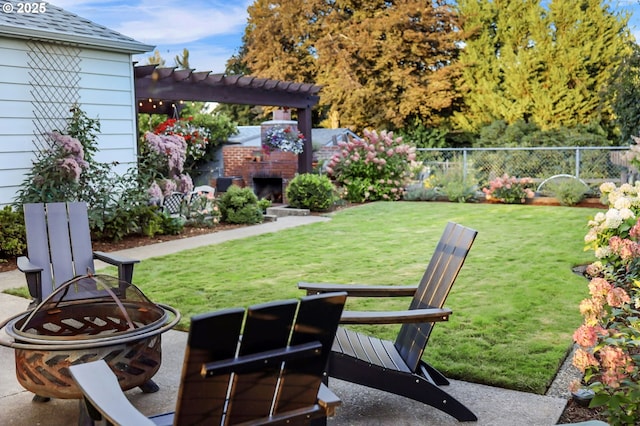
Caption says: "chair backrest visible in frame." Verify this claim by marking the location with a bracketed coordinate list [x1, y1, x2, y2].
[173, 292, 346, 425]
[188, 185, 215, 205]
[163, 192, 185, 215]
[23, 202, 96, 301]
[395, 222, 477, 371]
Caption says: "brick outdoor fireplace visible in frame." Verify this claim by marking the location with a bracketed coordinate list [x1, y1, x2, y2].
[220, 146, 298, 203]
[218, 112, 300, 203]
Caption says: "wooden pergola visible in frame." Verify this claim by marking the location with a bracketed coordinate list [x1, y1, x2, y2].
[134, 64, 322, 173]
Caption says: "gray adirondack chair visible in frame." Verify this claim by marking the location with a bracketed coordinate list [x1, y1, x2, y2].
[17, 202, 139, 305]
[299, 222, 478, 422]
[70, 292, 347, 426]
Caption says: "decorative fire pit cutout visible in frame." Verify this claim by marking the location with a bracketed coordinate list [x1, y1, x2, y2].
[0, 274, 180, 399]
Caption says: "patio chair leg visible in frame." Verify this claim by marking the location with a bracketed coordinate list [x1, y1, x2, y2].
[139, 379, 159, 393]
[32, 394, 50, 403]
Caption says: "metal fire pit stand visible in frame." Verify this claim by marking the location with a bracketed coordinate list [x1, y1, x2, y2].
[0, 274, 180, 401]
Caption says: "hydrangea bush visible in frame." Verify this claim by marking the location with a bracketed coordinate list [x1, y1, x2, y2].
[142, 131, 193, 198]
[572, 182, 640, 425]
[15, 131, 89, 203]
[154, 117, 210, 163]
[325, 129, 417, 203]
[482, 174, 535, 204]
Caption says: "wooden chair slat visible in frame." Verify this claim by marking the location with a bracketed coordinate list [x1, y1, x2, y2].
[67, 201, 95, 276]
[174, 308, 245, 425]
[45, 203, 75, 291]
[332, 326, 357, 360]
[276, 293, 345, 414]
[22, 203, 52, 300]
[226, 300, 298, 425]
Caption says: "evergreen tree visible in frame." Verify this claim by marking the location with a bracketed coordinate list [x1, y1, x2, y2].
[175, 48, 190, 69]
[147, 49, 166, 66]
[242, 0, 461, 132]
[610, 44, 640, 144]
[455, 0, 633, 132]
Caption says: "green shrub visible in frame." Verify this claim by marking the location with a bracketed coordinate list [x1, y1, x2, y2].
[286, 173, 337, 211]
[436, 168, 479, 203]
[0, 206, 26, 259]
[218, 186, 263, 224]
[257, 198, 272, 213]
[541, 177, 588, 206]
[402, 183, 440, 201]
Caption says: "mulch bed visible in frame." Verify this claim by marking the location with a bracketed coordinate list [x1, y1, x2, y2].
[556, 399, 607, 424]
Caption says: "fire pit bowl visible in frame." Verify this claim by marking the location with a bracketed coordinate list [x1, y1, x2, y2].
[0, 274, 180, 399]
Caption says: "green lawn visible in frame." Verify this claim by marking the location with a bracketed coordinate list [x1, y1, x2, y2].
[17, 201, 600, 394]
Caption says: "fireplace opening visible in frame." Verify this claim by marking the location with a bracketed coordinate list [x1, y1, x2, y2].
[253, 177, 283, 203]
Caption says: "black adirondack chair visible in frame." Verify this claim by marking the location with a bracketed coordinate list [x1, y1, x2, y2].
[298, 222, 478, 422]
[69, 292, 347, 426]
[17, 202, 139, 305]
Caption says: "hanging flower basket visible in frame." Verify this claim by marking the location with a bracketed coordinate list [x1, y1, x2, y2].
[262, 125, 305, 155]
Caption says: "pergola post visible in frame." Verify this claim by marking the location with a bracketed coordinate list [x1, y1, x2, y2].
[297, 107, 313, 174]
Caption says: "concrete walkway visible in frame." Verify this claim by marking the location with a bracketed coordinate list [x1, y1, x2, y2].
[0, 215, 570, 425]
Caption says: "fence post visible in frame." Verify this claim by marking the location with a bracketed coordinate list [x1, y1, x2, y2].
[463, 149, 468, 181]
[575, 148, 581, 179]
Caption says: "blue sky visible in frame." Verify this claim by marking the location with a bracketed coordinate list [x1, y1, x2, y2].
[54, 0, 640, 74]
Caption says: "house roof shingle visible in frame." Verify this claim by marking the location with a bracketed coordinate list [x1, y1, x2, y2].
[0, 2, 153, 53]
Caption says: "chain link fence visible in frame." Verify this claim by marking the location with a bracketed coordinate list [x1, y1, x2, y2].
[417, 146, 634, 191]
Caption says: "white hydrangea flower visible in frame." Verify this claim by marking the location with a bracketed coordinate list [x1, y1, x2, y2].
[608, 191, 622, 206]
[595, 246, 612, 259]
[584, 230, 598, 243]
[594, 212, 606, 223]
[619, 208, 636, 220]
[620, 183, 634, 194]
[600, 182, 616, 194]
[614, 197, 632, 210]
[604, 209, 623, 229]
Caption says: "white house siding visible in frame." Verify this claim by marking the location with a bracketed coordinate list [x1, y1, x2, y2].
[0, 37, 139, 207]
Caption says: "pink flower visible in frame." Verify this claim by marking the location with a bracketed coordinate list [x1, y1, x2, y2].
[572, 348, 599, 372]
[573, 325, 605, 348]
[579, 298, 603, 326]
[57, 157, 83, 181]
[148, 182, 162, 199]
[588, 277, 612, 302]
[601, 369, 625, 388]
[607, 287, 631, 307]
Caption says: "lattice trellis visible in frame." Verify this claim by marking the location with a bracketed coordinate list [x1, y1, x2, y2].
[27, 41, 81, 151]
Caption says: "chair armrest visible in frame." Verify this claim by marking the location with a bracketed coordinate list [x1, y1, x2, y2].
[16, 256, 42, 274]
[317, 383, 341, 417]
[298, 281, 417, 297]
[93, 251, 139, 266]
[94, 251, 140, 284]
[340, 307, 452, 324]
[69, 360, 154, 426]
[17, 256, 43, 300]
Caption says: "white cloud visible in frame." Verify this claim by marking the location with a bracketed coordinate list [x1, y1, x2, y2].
[51, 0, 250, 72]
[113, 3, 249, 45]
[51, 0, 249, 44]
